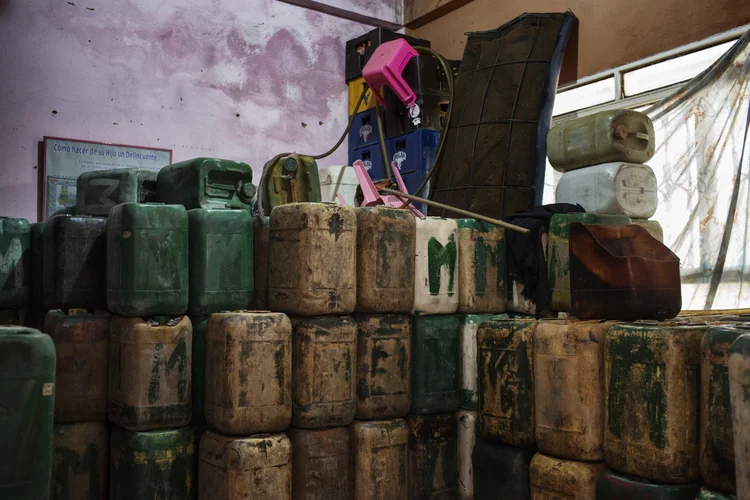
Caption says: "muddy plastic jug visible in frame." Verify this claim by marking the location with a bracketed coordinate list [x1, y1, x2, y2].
[288, 427, 352, 500]
[43, 215, 106, 311]
[547, 213, 631, 312]
[351, 419, 409, 500]
[188, 209, 253, 316]
[460, 314, 509, 410]
[319, 165, 359, 205]
[413, 217, 459, 314]
[356, 207, 416, 313]
[0, 217, 30, 309]
[107, 203, 189, 316]
[108, 315, 192, 431]
[729, 333, 750, 499]
[595, 467, 701, 499]
[198, 431, 291, 500]
[157, 157, 255, 210]
[411, 315, 460, 414]
[291, 316, 357, 428]
[50, 422, 108, 500]
[45, 309, 110, 422]
[205, 311, 291, 435]
[261, 154, 322, 213]
[30, 222, 43, 311]
[700, 325, 749, 493]
[269, 203, 357, 315]
[190, 316, 209, 425]
[605, 322, 706, 483]
[478, 319, 536, 447]
[472, 439, 534, 500]
[77, 168, 157, 216]
[0, 326, 55, 500]
[254, 216, 270, 309]
[110, 426, 195, 500]
[407, 413, 458, 499]
[530, 453, 603, 499]
[555, 162, 658, 218]
[354, 314, 411, 419]
[547, 109, 655, 172]
[534, 320, 614, 461]
[457, 410, 477, 500]
[456, 220, 506, 314]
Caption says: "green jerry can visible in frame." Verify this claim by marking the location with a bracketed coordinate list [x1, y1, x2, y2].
[76, 168, 158, 216]
[547, 213, 631, 312]
[107, 203, 189, 316]
[697, 487, 738, 499]
[729, 334, 750, 498]
[43, 215, 107, 311]
[472, 439, 534, 500]
[30, 222, 43, 311]
[187, 209, 253, 316]
[478, 319, 536, 447]
[110, 426, 195, 500]
[0, 217, 30, 309]
[261, 154, 322, 214]
[407, 413, 458, 499]
[191, 316, 208, 426]
[595, 467, 701, 499]
[253, 216, 270, 309]
[156, 157, 256, 210]
[0, 326, 56, 499]
[456, 219, 506, 314]
[701, 325, 749, 494]
[50, 422, 108, 500]
[410, 315, 460, 414]
[546, 109, 656, 172]
[0, 309, 20, 325]
[605, 322, 706, 483]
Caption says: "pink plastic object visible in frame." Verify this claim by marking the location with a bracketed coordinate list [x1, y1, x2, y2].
[362, 39, 418, 110]
[352, 160, 423, 217]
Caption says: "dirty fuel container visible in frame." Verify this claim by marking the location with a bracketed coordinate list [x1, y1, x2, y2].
[191, 316, 209, 425]
[534, 320, 613, 461]
[414, 217, 459, 314]
[110, 426, 195, 500]
[43, 215, 106, 311]
[268, 203, 357, 315]
[547, 109, 655, 172]
[157, 157, 255, 209]
[199, 431, 291, 500]
[411, 314, 460, 415]
[407, 413, 458, 499]
[595, 467, 701, 499]
[291, 316, 357, 428]
[354, 314, 411, 419]
[456, 219, 506, 314]
[461, 314, 509, 410]
[457, 410, 477, 500]
[30, 222, 44, 311]
[729, 333, 750, 499]
[472, 439, 534, 500]
[261, 154, 322, 213]
[288, 427, 352, 500]
[76, 168, 157, 216]
[351, 419, 409, 500]
[107, 203, 189, 316]
[108, 315, 192, 431]
[547, 213, 631, 312]
[45, 309, 111, 422]
[0, 326, 55, 500]
[51, 422, 108, 500]
[205, 311, 292, 435]
[187, 209, 253, 316]
[478, 319, 536, 447]
[0, 217, 30, 309]
[355, 207, 416, 313]
[700, 325, 748, 493]
[530, 452, 603, 499]
[254, 216, 270, 309]
[605, 322, 706, 483]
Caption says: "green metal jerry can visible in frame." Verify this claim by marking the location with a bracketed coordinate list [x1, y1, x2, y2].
[261, 154, 321, 214]
[0, 217, 30, 309]
[76, 168, 158, 216]
[157, 158, 256, 210]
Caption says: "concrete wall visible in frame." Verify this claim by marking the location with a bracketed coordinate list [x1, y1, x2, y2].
[0, 0, 380, 221]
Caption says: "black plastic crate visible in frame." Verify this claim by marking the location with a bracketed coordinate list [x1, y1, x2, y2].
[345, 28, 430, 83]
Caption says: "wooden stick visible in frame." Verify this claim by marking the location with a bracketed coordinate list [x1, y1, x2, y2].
[380, 188, 530, 234]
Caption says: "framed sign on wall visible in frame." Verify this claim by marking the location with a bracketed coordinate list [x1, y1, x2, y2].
[41, 136, 173, 220]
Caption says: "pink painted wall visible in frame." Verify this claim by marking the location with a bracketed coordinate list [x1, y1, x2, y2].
[0, 0, 382, 221]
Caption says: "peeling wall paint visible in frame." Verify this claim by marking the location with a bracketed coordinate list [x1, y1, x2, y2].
[0, 0, 378, 220]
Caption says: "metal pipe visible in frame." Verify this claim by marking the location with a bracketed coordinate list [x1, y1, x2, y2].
[379, 188, 530, 234]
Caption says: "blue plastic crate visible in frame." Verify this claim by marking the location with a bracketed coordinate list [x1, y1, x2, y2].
[386, 130, 440, 214]
[349, 143, 387, 181]
[348, 108, 384, 149]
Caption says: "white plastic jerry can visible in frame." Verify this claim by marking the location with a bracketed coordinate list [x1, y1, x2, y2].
[413, 217, 459, 314]
[555, 162, 657, 219]
[318, 166, 359, 206]
[458, 410, 477, 500]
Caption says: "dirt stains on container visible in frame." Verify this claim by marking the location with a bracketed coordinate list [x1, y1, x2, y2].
[729, 333, 750, 499]
[530, 452, 603, 499]
[352, 419, 409, 500]
[0, 217, 30, 309]
[51, 422, 108, 500]
[407, 413, 458, 499]
[456, 219, 506, 314]
[288, 427, 352, 500]
[414, 218, 459, 314]
[410, 315, 460, 415]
